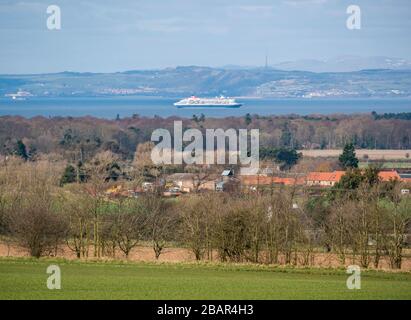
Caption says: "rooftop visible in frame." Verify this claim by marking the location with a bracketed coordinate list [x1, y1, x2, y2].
[306, 171, 345, 182]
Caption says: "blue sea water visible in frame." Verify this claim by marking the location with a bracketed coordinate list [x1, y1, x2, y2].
[0, 97, 410, 119]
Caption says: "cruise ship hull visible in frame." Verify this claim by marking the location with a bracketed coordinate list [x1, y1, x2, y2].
[174, 103, 242, 108]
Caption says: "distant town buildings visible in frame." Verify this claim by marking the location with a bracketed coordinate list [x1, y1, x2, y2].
[103, 169, 410, 199]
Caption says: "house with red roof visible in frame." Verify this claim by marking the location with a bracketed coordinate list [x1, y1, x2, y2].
[306, 171, 345, 187]
[239, 170, 404, 190]
[378, 170, 401, 182]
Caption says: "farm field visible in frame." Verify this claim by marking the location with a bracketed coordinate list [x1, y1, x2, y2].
[359, 162, 411, 169]
[299, 149, 411, 160]
[1, 258, 411, 300]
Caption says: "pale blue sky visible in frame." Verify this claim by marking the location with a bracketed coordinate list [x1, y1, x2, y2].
[0, 0, 410, 73]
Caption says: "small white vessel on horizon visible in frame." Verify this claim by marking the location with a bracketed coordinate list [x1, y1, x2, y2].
[174, 96, 242, 108]
[5, 90, 32, 101]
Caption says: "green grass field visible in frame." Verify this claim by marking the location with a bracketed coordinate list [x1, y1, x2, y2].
[1, 258, 410, 300]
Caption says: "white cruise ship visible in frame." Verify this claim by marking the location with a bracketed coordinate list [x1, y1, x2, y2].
[174, 96, 242, 108]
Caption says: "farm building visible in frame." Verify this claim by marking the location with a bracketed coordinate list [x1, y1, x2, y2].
[400, 173, 411, 183]
[167, 173, 217, 192]
[306, 171, 345, 187]
[378, 170, 401, 181]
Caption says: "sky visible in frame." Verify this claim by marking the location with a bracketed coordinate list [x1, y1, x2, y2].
[0, 0, 410, 74]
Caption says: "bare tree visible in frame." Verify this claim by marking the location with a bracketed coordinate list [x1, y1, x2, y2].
[350, 185, 381, 268]
[179, 195, 210, 260]
[60, 192, 93, 258]
[0, 157, 22, 256]
[265, 195, 282, 264]
[141, 194, 176, 260]
[115, 199, 146, 259]
[214, 203, 251, 263]
[83, 151, 119, 258]
[11, 185, 67, 258]
[327, 199, 355, 265]
[247, 195, 267, 263]
[380, 196, 411, 269]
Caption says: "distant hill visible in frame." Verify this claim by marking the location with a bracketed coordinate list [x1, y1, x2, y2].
[272, 56, 411, 73]
[1, 66, 411, 98]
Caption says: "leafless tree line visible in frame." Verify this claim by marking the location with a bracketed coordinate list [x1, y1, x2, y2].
[325, 184, 411, 269]
[1, 114, 411, 164]
[0, 159, 410, 269]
